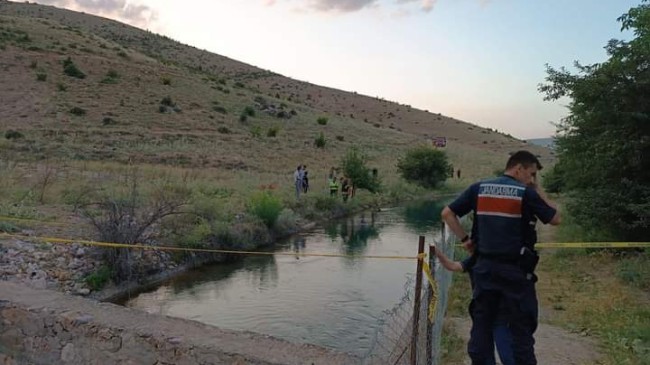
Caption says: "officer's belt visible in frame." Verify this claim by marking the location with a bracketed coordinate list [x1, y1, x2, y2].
[478, 251, 520, 264]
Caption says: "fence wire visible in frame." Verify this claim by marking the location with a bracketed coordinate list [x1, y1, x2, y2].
[362, 225, 456, 365]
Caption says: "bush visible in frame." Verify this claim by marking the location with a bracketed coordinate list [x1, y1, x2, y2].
[100, 70, 119, 84]
[4, 130, 24, 140]
[62, 57, 86, 79]
[239, 113, 248, 122]
[250, 125, 262, 138]
[161, 77, 171, 85]
[243, 106, 255, 117]
[317, 117, 328, 125]
[117, 50, 128, 58]
[341, 147, 382, 193]
[314, 132, 326, 148]
[217, 126, 231, 134]
[247, 191, 283, 228]
[274, 208, 300, 235]
[56, 83, 67, 91]
[336, 135, 344, 141]
[267, 126, 279, 137]
[0, 221, 19, 233]
[213, 105, 227, 114]
[70, 107, 86, 116]
[397, 146, 450, 189]
[36, 72, 47, 81]
[542, 163, 565, 194]
[160, 96, 175, 107]
[102, 117, 116, 126]
[85, 266, 111, 291]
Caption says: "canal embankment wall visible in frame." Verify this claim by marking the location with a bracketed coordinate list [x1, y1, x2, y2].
[0, 281, 357, 365]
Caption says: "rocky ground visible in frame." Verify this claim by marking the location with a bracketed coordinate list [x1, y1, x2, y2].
[0, 234, 177, 298]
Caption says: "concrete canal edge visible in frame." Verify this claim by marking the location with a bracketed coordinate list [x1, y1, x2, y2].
[0, 282, 358, 365]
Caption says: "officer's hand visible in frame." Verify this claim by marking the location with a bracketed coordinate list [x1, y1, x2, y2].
[463, 239, 475, 254]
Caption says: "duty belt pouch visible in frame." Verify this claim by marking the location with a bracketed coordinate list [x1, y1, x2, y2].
[519, 247, 539, 274]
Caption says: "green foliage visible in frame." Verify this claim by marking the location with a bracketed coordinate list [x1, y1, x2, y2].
[217, 126, 231, 134]
[69, 107, 86, 116]
[243, 106, 255, 117]
[100, 70, 119, 84]
[213, 105, 227, 114]
[4, 130, 24, 140]
[542, 163, 565, 193]
[336, 135, 344, 141]
[29, 60, 38, 69]
[0, 221, 19, 233]
[341, 147, 382, 193]
[317, 117, 328, 125]
[250, 125, 261, 137]
[102, 117, 116, 126]
[36, 72, 47, 81]
[247, 191, 283, 228]
[239, 113, 248, 122]
[396, 145, 450, 188]
[314, 132, 326, 148]
[160, 96, 174, 107]
[539, 3, 650, 241]
[62, 57, 86, 79]
[617, 250, 650, 290]
[84, 266, 111, 291]
[161, 77, 171, 85]
[56, 83, 67, 92]
[267, 126, 279, 137]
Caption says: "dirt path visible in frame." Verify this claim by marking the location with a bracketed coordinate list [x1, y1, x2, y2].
[448, 317, 601, 365]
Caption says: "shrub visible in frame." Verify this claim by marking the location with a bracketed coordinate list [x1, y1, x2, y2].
[250, 125, 262, 138]
[267, 126, 279, 137]
[36, 73, 47, 81]
[100, 70, 119, 84]
[160, 96, 175, 107]
[69, 107, 86, 116]
[29, 60, 37, 69]
[274, 208, 300, 235]
[317, 117, 328, 125]
[62, 57, 86, 79]
[217, 126, 231, 134]
[314, 132, 326, 148]
[341, 147, 382, 193]
[0, 221, 19, 233]
[234, 82, 244, 88]
[542, 163, 565, 194]
[396, 145, 450, 188]
[4, 130, 24, 140]
[247, 191, 283, 228]
[84, 266, 111, 291]
[102, 117, 116, 126]
[336, 135, 344, 141]
[213, 105, 227, 114]
[243, 106, 255, 117]
[117, 50, 128, 58]
[161, 77, 171, 85]
[239, 113, 248, 122]
[56, 83, 67, 91]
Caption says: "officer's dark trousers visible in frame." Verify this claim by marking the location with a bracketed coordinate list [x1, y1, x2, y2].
[468, 260, 538, 365]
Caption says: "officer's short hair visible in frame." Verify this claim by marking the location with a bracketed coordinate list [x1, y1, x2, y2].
[506, 150, 543, 170]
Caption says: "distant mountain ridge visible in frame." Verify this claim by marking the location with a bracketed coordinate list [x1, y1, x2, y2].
[527, 137, 555, 149]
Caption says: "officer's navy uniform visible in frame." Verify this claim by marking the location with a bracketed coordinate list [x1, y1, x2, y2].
[449, 175, 556, 365]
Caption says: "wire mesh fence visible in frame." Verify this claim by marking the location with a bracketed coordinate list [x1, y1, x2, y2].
[362, 224, 456, 365]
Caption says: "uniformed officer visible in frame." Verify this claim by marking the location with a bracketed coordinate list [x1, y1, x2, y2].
[441, 150, 560, 365]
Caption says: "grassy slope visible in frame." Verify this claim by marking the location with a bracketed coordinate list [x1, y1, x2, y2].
[0, 1, 550, 229]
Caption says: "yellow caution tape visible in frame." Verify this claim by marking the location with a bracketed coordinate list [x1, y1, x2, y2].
[453, 242, 650, 249]
[422, 261, 438, 323]
[535, 242, 650, 249]
[0, 233, 420, 260]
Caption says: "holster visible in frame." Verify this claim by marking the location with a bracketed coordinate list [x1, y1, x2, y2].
[519, 246, 539, 275]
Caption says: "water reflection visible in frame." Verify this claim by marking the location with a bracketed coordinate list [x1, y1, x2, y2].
[402, 199, 446, 234]
[125, 200, 444, 356]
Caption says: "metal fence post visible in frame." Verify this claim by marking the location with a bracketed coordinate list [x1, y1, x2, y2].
[426, 244, 436, 365]
[410, 236, 425, 365]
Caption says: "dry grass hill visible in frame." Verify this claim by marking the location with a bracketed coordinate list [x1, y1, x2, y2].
[0, 0, 552, 220]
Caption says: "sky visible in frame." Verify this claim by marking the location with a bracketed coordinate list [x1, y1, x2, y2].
[31, 0, 640, 139]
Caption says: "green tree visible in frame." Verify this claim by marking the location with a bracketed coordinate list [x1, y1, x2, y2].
[539, 2, 650, 241]
[341, 147, 381, 193]
[396, 145, 450, 189]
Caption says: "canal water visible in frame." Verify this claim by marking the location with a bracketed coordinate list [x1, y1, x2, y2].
[124, 199, 448, 356]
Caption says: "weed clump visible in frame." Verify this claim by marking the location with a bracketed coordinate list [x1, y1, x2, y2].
[4, 130, 24, 140]
[314, 132, 326, 148]
[70, 107, 86, 116]
[317, 117, 328, 125]
[62, 57, 86, 79]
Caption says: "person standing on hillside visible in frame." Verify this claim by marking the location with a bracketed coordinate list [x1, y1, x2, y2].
[441, 150, 560, 365]
[302, 165, 310, 194]
[293, 165, 303, 199]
